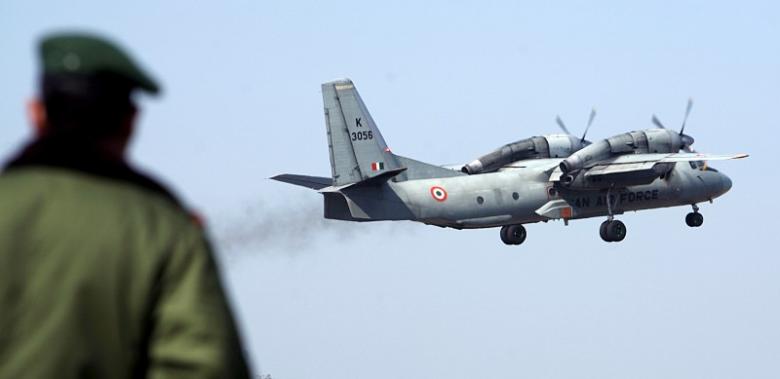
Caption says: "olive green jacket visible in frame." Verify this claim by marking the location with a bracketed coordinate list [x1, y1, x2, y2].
[0, 139, 250, 378]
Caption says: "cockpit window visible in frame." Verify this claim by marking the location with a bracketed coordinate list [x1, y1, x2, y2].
[689, 160, 707, 170]
[688, 160, 716, 171]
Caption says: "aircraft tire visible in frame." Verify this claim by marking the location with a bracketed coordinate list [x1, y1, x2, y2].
[685, 212, 703, 227]
[605, 220, 626, 242]
[500, 225, 526, 245]
[601, 220, 626, 242]
[500, 226, 511, 244]
[599, 221, 610, 241]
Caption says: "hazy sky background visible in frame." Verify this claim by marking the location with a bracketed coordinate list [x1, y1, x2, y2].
[2, 1, 778, 378]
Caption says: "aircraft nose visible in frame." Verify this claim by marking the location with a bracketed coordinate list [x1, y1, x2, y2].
[720, 173, 732, 194]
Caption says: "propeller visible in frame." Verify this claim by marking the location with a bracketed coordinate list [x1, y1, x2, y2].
[555, 115, 571, 135]
[652, 98, 707, 170]
[679, 97, 693, 136]
[651, 98, 695, 151]
[651, 114, 666, 129]
[581, 108, 596, 143]
[556, 108, 596, 143]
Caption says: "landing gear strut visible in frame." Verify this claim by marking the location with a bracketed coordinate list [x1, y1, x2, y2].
[685, 204, 704, 227]
[500, 225, 527, 245]
[600, 186, 627, 242]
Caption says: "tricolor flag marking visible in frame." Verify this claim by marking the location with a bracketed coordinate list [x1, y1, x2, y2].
[371, 162, 385, 171]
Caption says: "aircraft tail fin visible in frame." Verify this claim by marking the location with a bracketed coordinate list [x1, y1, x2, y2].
[322, 79, 403, 186]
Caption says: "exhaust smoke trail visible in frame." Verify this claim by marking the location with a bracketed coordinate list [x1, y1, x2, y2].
[210, 198, 413, 257]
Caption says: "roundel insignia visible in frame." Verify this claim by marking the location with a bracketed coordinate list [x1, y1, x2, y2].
[430, 186, 448, 202]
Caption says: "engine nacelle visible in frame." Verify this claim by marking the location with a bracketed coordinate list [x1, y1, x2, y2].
[463, 134, 587, 175]
[559, 128, 687, 175]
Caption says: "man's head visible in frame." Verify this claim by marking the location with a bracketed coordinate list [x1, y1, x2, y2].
[29, 33, 161, 157]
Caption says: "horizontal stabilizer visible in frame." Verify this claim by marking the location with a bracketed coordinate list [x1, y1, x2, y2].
[271, 174, 332, 190]
[317, 168, 406, 193]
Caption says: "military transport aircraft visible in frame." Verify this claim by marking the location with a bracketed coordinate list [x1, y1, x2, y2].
[272, 79, 747, 245]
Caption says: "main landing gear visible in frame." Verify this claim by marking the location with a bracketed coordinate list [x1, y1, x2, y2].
[600, 186, 627, 242]
[600, 219, 626, 242]
[500, 225, 527, 245]
[686, 204, 704, 227]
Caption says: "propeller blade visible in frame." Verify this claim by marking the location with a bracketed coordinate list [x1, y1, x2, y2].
[651, 114, 666, 129]
[581, 108, 596, 142]
[555, 115, 571, 135]
[680, 97, 693, 135]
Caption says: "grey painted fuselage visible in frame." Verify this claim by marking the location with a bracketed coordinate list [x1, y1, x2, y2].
[341, 159, 732, 229]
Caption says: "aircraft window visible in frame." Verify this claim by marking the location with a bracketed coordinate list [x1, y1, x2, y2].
[689, 160, 707, 170]
[512, 192, 519, 200]
[476, 196, 484, 205]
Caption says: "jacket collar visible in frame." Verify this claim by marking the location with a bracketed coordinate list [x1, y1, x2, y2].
[3, 136, 182, 208]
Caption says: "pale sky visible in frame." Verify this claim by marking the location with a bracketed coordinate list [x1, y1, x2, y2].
[1, 1, 778, 378]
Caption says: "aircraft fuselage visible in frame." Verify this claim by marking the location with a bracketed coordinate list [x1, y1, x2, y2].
[341, 159, 732, 229]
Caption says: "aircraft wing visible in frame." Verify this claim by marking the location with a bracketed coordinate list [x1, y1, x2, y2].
[549, 153, 748, 182]
[593, 152, 749, 166]
[584, 153, 748, 178]
[658, 152, 749, 162]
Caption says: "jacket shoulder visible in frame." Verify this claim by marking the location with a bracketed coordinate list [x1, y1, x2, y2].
[0, 167, 204, 241]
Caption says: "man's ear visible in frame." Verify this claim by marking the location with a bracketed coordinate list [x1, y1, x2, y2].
[27, 98, 48, 137]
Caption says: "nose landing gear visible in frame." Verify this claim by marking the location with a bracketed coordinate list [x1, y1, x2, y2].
[500, 224, 527, 245]
[686, 204, 704, 227]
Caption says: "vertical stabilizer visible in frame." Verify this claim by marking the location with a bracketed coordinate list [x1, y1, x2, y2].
[322, 79, 402, 186]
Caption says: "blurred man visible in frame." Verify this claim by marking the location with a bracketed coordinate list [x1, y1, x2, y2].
[0, 33, 250, 378]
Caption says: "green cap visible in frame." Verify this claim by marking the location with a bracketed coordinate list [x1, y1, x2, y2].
[40, 33, 160, 95]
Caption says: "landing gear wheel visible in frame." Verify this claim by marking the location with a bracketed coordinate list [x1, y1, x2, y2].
[599, 186, 625, 242]
[500, 226, 510, 244]
[500, 225, 527, 245]
[607, 220, 627, 242]
[685, 212, 704, 227]
[600, 220, 627, 242]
